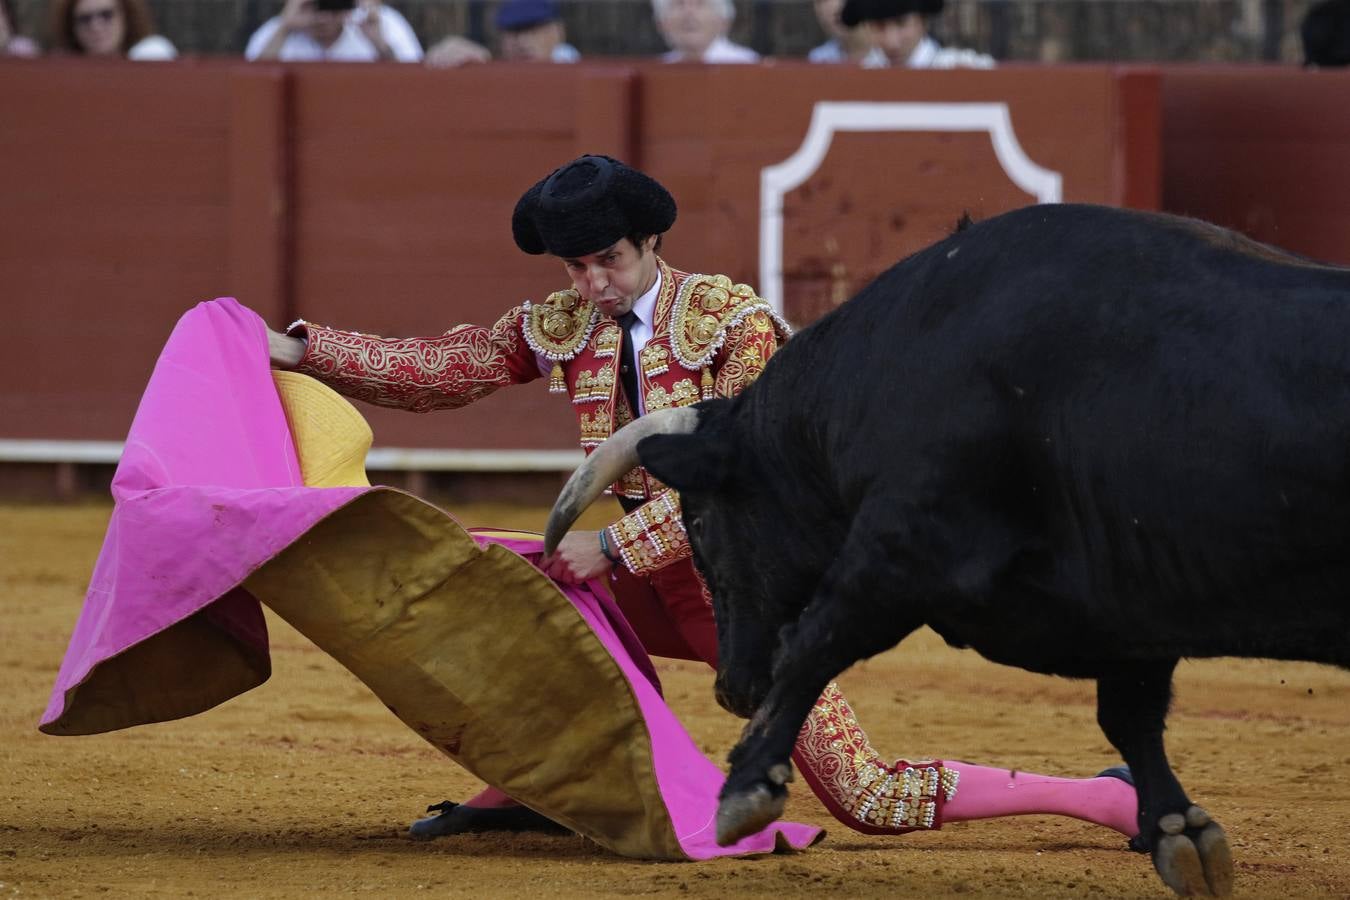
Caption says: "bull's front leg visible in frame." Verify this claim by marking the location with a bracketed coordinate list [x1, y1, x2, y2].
[1097, 661, 1232, 897]
[716, 527, 925, 846]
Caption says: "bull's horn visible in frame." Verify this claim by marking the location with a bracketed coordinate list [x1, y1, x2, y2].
[544, 406, 700, 555]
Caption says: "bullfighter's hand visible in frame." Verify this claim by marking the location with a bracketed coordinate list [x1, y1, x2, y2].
[541, 531, 612, 584]
[267, 327, 305, 369]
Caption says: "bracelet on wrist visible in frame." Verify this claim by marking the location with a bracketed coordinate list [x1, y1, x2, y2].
[598, 528, 620, 566]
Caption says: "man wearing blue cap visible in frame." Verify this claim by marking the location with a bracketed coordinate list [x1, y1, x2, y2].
[266, 155, 1139, 846]
[423, 0, 576, 66]
[496, 0, 578, 62]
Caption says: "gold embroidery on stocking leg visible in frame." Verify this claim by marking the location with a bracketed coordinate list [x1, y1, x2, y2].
[796, 682, 957, 832]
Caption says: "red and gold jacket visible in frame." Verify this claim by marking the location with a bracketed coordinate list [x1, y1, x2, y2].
[289, 257, 788, 577]
[287, 258, 959, 834]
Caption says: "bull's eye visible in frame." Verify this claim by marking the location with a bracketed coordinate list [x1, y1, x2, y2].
[688, 516, 703, 534]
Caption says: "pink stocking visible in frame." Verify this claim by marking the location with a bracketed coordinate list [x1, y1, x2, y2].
[462, 785, 519, 809]
[941, 762, 1138, 836]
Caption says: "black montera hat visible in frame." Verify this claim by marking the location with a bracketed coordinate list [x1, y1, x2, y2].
[840, 0, 943, 26]
[511, 155, 677, 257]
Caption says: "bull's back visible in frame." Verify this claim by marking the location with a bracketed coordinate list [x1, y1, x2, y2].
[762, 204, 1350, 669]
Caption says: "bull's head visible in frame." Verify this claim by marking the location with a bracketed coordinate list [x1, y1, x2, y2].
[544, 402, 823, 719]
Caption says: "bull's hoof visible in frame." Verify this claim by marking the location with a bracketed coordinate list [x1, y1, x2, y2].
[715, 783, 787, 847]
[1152, 806, 1232, 896]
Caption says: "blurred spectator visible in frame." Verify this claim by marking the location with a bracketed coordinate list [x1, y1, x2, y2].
[424, 34, 491, 67]
[246, 0, 422, 62]
[808, 0, 884, 65]
[839, 0, 993, 68]
[425, 0, 579, 68]
[497, 0, 578, 62]
[2, 0, 39, 56]
[47, 0, 176, 60]
[654, 0, 758, 63]
[1302, 0, 1350, 67]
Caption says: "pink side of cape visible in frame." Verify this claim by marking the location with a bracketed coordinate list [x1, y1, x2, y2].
[485, 535, 821, 858]
[40, 297, 368, 731]
[40, 297, 820, 858]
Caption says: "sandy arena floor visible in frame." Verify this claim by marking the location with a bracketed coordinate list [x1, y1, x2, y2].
[2, 502, 1348, 899]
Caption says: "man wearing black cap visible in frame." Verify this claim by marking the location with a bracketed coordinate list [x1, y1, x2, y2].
[1302, 0, 1350, 67]
[267, 155, 1139, 846]
[838, 0, 992, 68]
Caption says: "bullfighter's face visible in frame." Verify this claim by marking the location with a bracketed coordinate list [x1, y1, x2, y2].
[560, 235, 660, 320]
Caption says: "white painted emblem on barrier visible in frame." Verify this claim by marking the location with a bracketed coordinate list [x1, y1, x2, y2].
[759, 101, 1064, 315]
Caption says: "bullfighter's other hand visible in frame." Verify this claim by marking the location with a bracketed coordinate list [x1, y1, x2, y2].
[268, 327, 305, 369]
[541, 531, 612, 584]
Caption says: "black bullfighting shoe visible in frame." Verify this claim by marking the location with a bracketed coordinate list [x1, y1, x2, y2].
[1096, 765, 1149, 854]
[408, 800, 569, 840]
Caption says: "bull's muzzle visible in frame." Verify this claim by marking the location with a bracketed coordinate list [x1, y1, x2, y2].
[714, 670, 768, 719]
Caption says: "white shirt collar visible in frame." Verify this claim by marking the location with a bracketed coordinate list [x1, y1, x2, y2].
[628, 266, 661, 330]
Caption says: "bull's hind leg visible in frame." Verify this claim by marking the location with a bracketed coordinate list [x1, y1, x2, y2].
[1097, 662, 1232, 897]
[716, 519, 925, 846]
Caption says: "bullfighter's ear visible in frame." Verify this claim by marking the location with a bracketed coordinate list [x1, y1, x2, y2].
[637, 399, 734, 491]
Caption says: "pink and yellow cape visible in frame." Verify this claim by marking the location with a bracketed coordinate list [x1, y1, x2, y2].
[39, 298, 821, 861]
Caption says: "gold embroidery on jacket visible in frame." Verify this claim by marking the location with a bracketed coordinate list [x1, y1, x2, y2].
[591, 323, 620, 359]
[713, 311, 784, 400]
[294, 315, 527, 413]
[608, 493, 689, 576]
[572, 366, 616, 405]
[639, 343, 670, 378]
[579, 411, 611, 448]
[669, 275, 791, 371]
[522, 289, 597, 361]
[644, 378, 699, 412]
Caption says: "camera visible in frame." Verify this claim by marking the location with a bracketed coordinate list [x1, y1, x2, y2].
[315, 0, 356, 11]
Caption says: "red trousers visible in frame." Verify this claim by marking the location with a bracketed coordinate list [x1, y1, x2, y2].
[609, 558, 719, 666]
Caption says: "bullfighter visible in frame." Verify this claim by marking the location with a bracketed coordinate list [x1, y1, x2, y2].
[266, 154, 1140, 844]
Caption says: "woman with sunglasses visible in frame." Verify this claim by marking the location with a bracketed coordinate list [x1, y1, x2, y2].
[47, 0, 176, 59]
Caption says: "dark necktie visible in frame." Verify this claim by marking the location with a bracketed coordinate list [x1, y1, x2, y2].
[617, 311, 642, 419]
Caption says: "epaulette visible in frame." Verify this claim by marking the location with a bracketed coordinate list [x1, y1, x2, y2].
[669, 274, 791, 373]
[522, 289, 598, 393]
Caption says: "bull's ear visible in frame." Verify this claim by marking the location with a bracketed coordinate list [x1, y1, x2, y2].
[637, 399, 734, 491]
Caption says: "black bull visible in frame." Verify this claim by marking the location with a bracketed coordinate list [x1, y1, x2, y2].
[545, 204, 1350, 897]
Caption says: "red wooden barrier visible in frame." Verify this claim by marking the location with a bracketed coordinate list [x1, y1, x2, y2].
[1159, 66, 1350, 268]
[24, 60, 1346, 466]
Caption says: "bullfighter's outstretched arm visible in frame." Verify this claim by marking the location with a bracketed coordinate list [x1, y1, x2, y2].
[278, 309, 544, 412]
